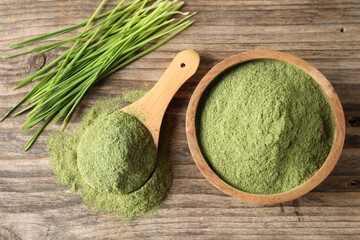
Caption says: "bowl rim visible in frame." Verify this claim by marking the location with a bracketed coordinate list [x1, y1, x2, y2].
[185, 50, 346, 204]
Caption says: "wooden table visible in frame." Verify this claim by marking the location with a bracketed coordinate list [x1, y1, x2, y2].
[1, 1, 359, 239]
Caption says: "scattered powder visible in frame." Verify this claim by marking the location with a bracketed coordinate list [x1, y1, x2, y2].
[121, 89, 149, 102]
[48, 90, 172, 219]
[197, 59, 334, 194]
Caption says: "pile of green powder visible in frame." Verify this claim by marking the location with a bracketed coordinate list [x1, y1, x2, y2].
[48, 90, 172, 219]
[197, 59, 334, 194]
[77, 111, 157, 194]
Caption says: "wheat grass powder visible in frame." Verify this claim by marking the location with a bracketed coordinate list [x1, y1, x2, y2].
[196, 59, 334, 194]
[48, 90, 172, 219]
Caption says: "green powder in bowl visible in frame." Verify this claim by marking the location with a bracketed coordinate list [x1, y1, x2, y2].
[196, 59, 334, 194]
[77, 111, 157, 194]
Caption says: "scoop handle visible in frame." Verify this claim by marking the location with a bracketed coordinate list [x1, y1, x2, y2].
[124, 49, 200, 144]
[144, 49, 200, 117]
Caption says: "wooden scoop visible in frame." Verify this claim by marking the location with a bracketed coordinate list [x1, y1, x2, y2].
[122, 49, 200, 146]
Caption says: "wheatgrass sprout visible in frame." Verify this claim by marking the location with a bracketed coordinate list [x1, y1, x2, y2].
[1, 0, 195, 151]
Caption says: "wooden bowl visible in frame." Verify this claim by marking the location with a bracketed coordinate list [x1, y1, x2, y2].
[186, 50, 345, 204]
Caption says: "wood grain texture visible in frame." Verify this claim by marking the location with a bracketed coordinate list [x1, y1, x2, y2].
[0, 0, 359, 239]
